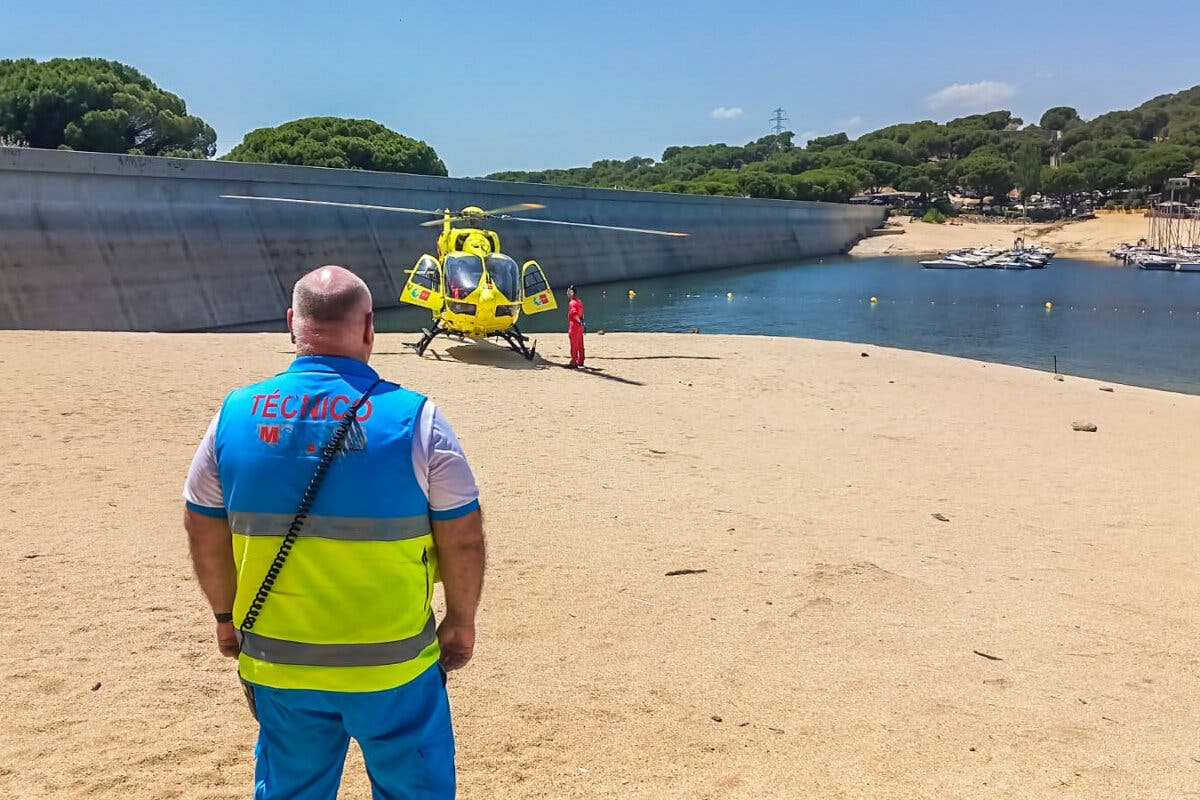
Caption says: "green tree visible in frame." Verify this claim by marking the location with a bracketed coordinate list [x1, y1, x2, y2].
[896, 167, 934, 199]
[764, 149, 824, 174]
[223, 117, 447, 175]
[805, 132, 849, 152]
[854, 137, 916, 166]
[1128, 145, 1193, 190]
[794, 167, 860, 202]
[1075, 157, 1127, 193]
[735, 168, 792, 199]
[1039, 106, 1082, 133]
[907, 128, 951, 160]
[949, 110, 1020, 131]
[917, 161, 953, 196]
[0, 57, 215, 157]
[859, 159, 902, 192]
[1040, 164, 1086, 209]
[948, 127, 1000, 158]
[1015, 141, 1043, 200]
[1039, 106, 1082, 167]
[953, 152, 1016, 201]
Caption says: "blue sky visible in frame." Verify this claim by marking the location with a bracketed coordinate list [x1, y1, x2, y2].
[3, 0, 1198, 176]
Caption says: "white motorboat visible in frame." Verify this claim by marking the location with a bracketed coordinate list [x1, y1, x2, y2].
[920, 258, 974, 269]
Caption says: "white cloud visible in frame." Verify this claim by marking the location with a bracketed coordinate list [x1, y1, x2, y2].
[924, 81, 1018, 113]
[838, 115, 863, 127]
[709, 106, 744, 120]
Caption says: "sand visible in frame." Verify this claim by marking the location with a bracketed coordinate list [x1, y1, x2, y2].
[850, 212, 1151, 259]
[3, 330, 1199, 799]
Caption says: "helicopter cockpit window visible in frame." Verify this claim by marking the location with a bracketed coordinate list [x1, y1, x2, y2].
[411, 255, 439, 291]
[524, 265, 549, 296]
[445, 254, 484, 300]
[486, 255, 521, 300]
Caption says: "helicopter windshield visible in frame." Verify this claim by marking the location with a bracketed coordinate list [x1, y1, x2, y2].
[486, 254, 521, 300]
[445, 254, 484, 300]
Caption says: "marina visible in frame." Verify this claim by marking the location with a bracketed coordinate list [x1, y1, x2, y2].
[920, 243, 1055, 270]
[1108, 242, 1200, 271]
[1108, 190, 1200, 271]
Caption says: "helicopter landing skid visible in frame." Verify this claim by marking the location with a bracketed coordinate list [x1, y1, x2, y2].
[414, 323, 536, 361]
[414, 323, 444, 356]
[495, 327, 538, 361]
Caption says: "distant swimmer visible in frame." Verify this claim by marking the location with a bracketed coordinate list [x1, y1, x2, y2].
[182, 264, 485, 799]
[566, 285, 585, 368]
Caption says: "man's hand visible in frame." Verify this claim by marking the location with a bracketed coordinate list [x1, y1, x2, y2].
[185, 508, 238, 660]
[437, 618, 475, 671]
[216, 621, 240, 658]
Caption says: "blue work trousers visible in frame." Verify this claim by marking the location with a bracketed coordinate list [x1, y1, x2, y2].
[250, 663, 455, 800]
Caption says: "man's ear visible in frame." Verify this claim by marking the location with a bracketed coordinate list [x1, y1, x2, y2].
[287, 308, 296, 344]
[364, 311, 375, 346]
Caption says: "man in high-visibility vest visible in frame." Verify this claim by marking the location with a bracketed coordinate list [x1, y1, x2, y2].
[183, 265, 485, 800]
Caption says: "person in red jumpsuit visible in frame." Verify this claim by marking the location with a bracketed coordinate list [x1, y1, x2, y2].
[566, 285, 585, 368]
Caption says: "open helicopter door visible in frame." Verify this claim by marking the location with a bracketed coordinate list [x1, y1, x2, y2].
[401, 254, 444, 312]
[520, 260, 558, 315]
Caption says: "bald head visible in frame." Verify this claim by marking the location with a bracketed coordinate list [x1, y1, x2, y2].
[288, 266, 375, 361]
[293, 266, 372, 322]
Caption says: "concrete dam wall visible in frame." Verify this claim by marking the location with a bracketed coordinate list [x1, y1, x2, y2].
[0, 147, 885, 331]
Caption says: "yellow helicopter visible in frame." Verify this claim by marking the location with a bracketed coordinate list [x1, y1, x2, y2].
[222, 194, 687, 359]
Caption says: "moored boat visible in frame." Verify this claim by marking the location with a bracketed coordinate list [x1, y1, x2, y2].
[920, 258, 974, 269]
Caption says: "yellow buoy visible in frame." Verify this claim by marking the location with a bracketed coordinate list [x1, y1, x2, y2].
[1045, 301, 1053, 310]
[870, 296, 878, 304]
[628, 290, 636, 299]
[726, 292, 733, 299]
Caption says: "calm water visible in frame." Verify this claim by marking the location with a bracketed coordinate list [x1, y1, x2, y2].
[374, 256, 1200, 394]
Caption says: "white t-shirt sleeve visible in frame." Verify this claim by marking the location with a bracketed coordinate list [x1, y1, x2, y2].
[183, 413, 226, 516]
[413, 401, 480, 519]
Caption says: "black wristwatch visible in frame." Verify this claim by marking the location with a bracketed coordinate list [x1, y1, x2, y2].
[214, 612, 234, 624]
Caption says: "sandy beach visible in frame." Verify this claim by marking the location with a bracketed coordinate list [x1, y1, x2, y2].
[3, 330, 1199, 799]
[850, 212, 1151, 259]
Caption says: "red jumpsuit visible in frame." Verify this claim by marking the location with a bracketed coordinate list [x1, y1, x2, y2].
[568, 296, 585, 367]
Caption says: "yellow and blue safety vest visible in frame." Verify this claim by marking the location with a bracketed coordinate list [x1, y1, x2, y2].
[214, 355, 440, 692]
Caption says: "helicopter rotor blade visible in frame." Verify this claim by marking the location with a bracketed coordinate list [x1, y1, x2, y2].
[480, 203, 545, 216]
[499, 215, 689, 237]
[418, 203, 546, 227]
[221, 195, 446, 217]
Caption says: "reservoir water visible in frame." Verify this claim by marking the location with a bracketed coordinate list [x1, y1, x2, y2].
[374, 255, 1200, 394]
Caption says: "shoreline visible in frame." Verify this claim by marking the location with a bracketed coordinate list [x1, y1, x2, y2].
[4, 330, 1200, 798]
[849, 212, 1150, 258]
[8, 326, 1196, 397]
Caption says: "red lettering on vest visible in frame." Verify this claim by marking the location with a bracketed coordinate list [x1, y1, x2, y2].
[300, 395, 318, 419]
[330, 395, 350, 420]
[250, 394, 266, 415]
[280, 395, 298, 419]
[261, 391, 281, 419]
[258, 425, 280, 445]
[358, 399, 373, 421]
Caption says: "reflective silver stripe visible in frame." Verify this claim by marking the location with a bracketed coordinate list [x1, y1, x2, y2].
[230, 511, 430, 541]
[238, 615, 437, 667]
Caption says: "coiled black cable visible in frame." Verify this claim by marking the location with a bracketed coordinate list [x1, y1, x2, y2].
[239, 379, 382, 634]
